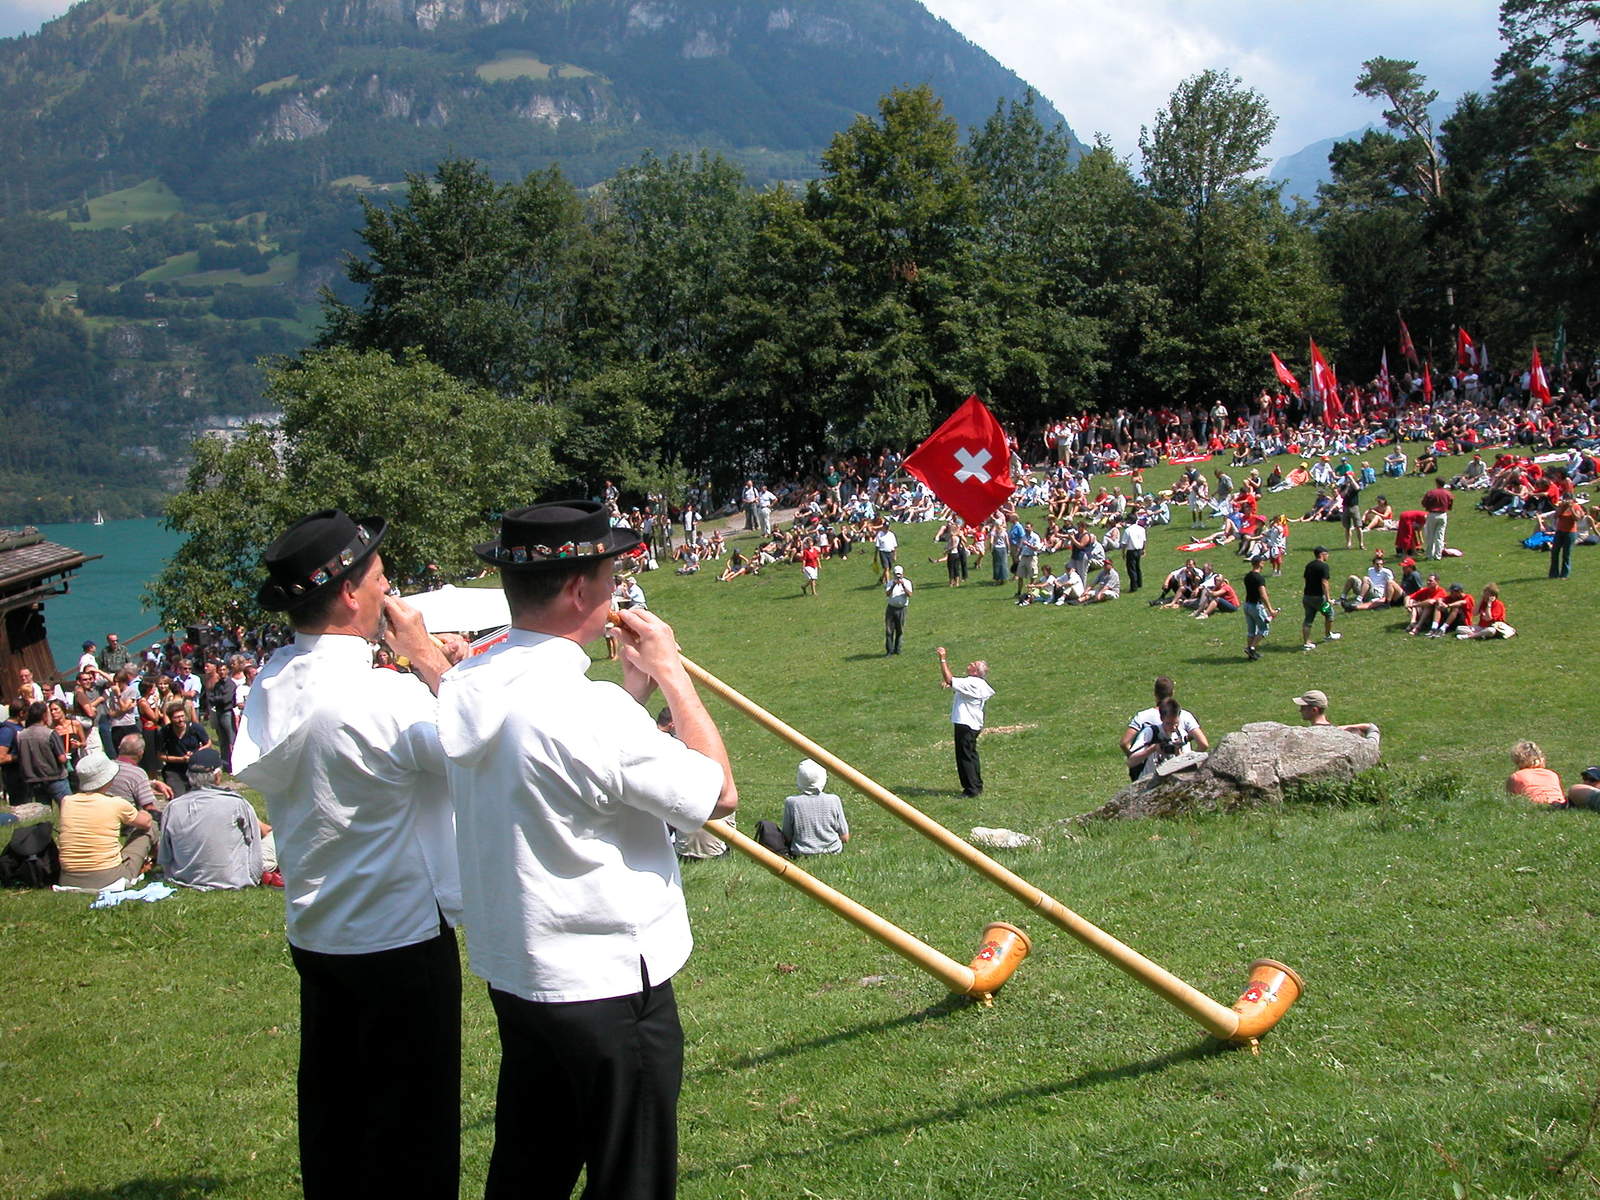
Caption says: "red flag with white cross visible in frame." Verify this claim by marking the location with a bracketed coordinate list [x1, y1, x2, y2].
[1530, 345, 1552, 405]
[902, 394, 1016, 527]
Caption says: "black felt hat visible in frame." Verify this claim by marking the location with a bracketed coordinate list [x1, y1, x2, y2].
[256, 509, 387, 611]
[475, 500, 643, 571]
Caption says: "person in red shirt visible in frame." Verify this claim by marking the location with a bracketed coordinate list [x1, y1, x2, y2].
[800, 538, 822, 597]
[1459, 582, 1509, 639]
[1432, 583, 1475, 636]
[1395, 509, 1427, 555]
[1550, 494, 1582, 579]
[1404, 574, 1447, 635]
[1421, 477, 1453, 560]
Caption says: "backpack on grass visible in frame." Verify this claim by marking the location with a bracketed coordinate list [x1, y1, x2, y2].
[0, 821, 60, 888]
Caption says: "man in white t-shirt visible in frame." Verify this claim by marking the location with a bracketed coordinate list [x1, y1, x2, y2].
[937, 647, 994, 798]
[874, 521, 899, 583]
[1120, 675, 1209, 782]
[884, 565, 914, 655]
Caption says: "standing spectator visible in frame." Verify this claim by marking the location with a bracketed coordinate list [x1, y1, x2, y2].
[874, 522, 899, 584]
[800, 537, 821, 596]
[741, 479, 758, 529]
[106, 664, 141, 750]
[0, 700, 23, 805]
[937, 647, 993, 798]
[97, 632, 129, 678]
[1241, 562, 1279, 660]
[1338, 471, 1364, 550]
[233, 508, 461, 1200]
[203, 661, 238, 772]
[1421, 477, 1453, 560]
[884, 566, 914, 655]
[756, 485, 776, 535]
[1550, 493, 1581, 579]
[782, 759, 851, 855]
[1300, 546, 1340, 651]
[1013, 522, 1041, 597]
[16, 668, 43, 707]
[1122, 518, 1146, 592]
[17, 701, 69, 805]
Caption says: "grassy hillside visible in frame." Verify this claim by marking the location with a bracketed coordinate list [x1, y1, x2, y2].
[4, 453, 1598, 1198]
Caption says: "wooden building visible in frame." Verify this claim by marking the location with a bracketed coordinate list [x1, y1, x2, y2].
[0, 528, 98, 701]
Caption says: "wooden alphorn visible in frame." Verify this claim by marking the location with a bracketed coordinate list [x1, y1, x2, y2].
[681, 654, 1303, 1044]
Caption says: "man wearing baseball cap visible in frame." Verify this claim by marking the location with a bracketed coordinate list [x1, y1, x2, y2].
[1293, 689, 1379, 739]
[1300, 546, 1342, 652]
[233, 510, 460, 1200]
[438, 500, 736, 1199]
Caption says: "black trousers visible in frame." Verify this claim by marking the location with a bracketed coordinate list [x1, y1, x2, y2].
[884, 604, 906, 654]
[1124, 547, 1143, 591]
[289, 924, 461, 1200]
[486, 965, 683, 1200]
[954, 723, 983, 796]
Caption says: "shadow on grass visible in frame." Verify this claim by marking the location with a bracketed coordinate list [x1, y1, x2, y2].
[893, 786, 961, 799]
[40, 1176, 228, 1200]
[682, 1039, 1231, 1180]
[694, 993, 974, 1078]
[841, 653, 890, 662]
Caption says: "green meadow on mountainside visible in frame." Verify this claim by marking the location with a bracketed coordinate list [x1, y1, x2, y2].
[5, 454, 1598, 1198]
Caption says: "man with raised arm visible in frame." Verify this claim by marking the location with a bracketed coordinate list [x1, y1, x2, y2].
[438, 500, 737, 1200]
[233, 509, 461, 1200]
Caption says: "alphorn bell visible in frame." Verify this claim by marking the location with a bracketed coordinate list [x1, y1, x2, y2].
[682, 655, 1304, 1045]
[709, 818, 1030, 1004]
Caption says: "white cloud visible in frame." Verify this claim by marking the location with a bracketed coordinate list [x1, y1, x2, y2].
[920, 0, 1503, 162]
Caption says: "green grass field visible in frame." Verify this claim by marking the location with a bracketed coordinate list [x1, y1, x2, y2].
[5, 450, 1598, 1198]
[50, 178, 182, 229]
[138, 250, 299, 289]
[475, 51, 597, 82]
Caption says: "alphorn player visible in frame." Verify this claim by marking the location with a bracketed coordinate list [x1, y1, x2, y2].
[233, 509, 461, 1200]
[438, 500, 738, 1199]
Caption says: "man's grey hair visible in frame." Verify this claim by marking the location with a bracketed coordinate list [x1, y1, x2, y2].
[186, 766, 223, 790]
[117, 733, 146, 759]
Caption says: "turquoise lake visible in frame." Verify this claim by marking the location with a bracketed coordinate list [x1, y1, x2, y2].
[29, 518, 185, 673]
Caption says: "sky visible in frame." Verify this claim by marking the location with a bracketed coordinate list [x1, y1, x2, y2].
[918, 0, 1506, 163]
[0, 0, 1507, 163]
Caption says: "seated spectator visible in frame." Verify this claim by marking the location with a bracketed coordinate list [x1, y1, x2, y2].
[1403, 574, 1448, 634]
[104, 733, 174, 818]
[1383, 447, 1407, 477]
[1563, 765, 1600, 811]
[158, 748, 277, 889]
[1425, 582, 1475, 637]
[1193, 573, 1240, 620]
[1081, 562, 1121, 603]
[1360, 496, 1396, 531]
[781, 759, 850, 855]
[57, 749, 155, 891]
[1457, 582, 1511, 639]
[718, 548, 756, 581]
[1341, 553, 1402, 609]
[1504, 741, 1565, 806]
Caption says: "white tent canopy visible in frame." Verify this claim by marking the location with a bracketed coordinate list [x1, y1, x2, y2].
[401, 584, 510, 635]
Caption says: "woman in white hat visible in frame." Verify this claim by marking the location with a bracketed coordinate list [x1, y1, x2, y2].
[56, 749, 155, 890]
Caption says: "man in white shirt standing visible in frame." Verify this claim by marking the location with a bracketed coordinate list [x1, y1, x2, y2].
[439, 500, 736, 1200]
[233, 509, 460, 1200]
[1121, 518, 1147, 592]
[874, 520, 899, 584]
[937, 647, 994, 798]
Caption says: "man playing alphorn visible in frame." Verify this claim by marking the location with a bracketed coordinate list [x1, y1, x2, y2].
[438, 500, 737, 1199]
[233, 509, 461, 1200]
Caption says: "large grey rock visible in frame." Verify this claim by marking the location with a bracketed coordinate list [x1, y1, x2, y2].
[1085, 721, 1382, 821]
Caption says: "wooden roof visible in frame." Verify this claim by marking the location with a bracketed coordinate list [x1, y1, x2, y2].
[0, 528, 100, 611]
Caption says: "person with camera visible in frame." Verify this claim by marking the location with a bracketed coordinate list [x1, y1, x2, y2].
[1125, 698, 1201, 780]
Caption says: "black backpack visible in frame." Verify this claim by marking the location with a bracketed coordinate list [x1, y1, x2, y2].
[753, 819, 793, 859]
[0, 821, 61, 888]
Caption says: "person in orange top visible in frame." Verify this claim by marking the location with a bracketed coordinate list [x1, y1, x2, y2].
[1505, 741, 1565, 806]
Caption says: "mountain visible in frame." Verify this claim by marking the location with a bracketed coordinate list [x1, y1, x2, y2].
[1270, 128, 1366, 206]
[0, 0, 1083, 525]
[0, 0, 1081, 208]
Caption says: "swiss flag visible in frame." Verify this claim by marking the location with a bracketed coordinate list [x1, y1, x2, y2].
[1309, 339, 1338, 402]
[1530, 346, 1552, 405]
[1270, 352, 1302, 397]
[902, 394, 1015, 527]
[1457, 328, 1476, 370]
[1398, 315, 1419, 366]
[1422, 359, 1434, 403]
